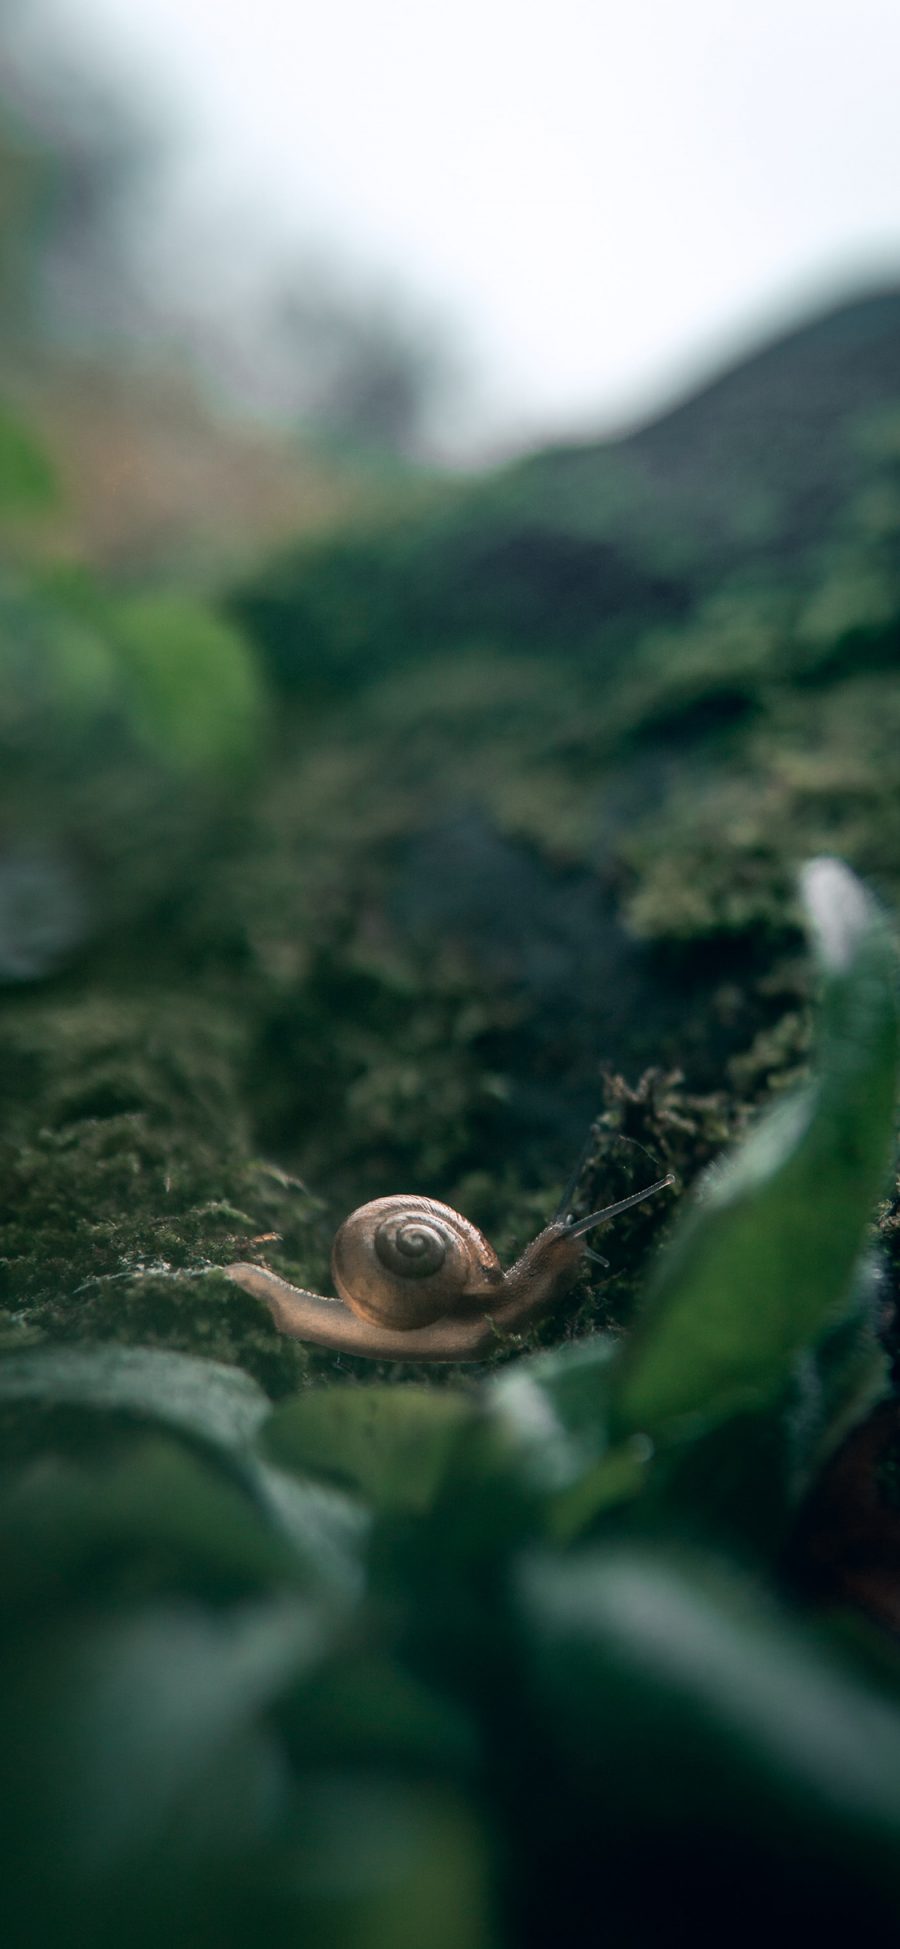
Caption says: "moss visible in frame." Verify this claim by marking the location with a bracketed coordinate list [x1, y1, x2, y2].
[558, 1068, 737, 1336]
[0, 988, 320, 1393]
[5, 638, 893, 1389]
[618, 674, 900, 951]
[77, 1270, 310, 1398]
[3, 396, 899, 1397]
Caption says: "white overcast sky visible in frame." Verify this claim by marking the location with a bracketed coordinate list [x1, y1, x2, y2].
[46, 0, 900, 450]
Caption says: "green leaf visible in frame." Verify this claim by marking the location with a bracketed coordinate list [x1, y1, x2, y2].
[0, 1345, 269, 1458]
[0, 577, 118, 722]
[612, 858, 899, 1442]
[0, 403, 59, 515]
[248, 1459, 370, 1595]
[275, 1777, 496, 1949]
[111, 595, 265, 774]
[483, 1337, 617, 1492]
[472, 1338, 650, 1540]
[341, 1342, 626, 1566]
[783, 1253, 891, 1497]
[0, 1599, 321, 1947]
[518, 1547, 900, 1894]
[280, 1651, 481, 1774]
[0, 1439, 305, 1614]
[0, 1349, 368, 1593]
[261, 1384, 475, 1515]
[627, 1261, 892, 1556]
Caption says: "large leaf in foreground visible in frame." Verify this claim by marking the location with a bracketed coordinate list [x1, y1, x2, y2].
[274, 1776, 496, 1949]
[518, 1547, 900, 1902]
[0, 1344, 269, 1456]
[612, 858, 899, 1440]
[0, 1600, 321, 1949]
[261, 1384, 476, 1515]
[0, 1439, 304, 1613]
[0, 1346, 367, 1593]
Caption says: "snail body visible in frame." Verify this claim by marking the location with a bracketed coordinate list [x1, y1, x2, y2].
[225, 1173, 674, 1363]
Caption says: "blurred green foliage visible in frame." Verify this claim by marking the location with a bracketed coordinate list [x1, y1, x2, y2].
[0, 398, 58, 514]
[110, 594, 265, 774]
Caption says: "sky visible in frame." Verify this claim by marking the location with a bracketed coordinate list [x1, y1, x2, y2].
[45, 0, 900, 453]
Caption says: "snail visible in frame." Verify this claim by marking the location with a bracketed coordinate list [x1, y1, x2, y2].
[225, 1169, 675, 1362]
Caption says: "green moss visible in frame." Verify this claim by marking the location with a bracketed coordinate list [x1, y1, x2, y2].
[0, 990, 319, 1392]
[3, 338, 899, 1394]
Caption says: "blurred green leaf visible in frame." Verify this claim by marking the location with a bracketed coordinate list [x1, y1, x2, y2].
[261, 1384, 475, 1516]
[0, 402, 59, 516]
[0, 1599, 321, 1949]
[466, 1339, 651, 1542]
[624, 1260, 893, 1557]
[0, 1348, 369, 1594]
[483, 1338, 617, 1493]
[0, 576, 118, 722]
[248, 1459, 369, 1596]
[280, 1652, 481, 1775]
[111, 594, 265, 774]
[518, 1547, 900, 1896]
[0, 1356, 368, 1598]
[273, 1777, 496, 1949]
[0, 1439, 304, 1615]
[784, 1254, 891, 1496]
[0, 1344, 269, 1457]
[612, 858, 899, 1441]
[345, 1343, 628, 1568]
[46, 615, 120, 716]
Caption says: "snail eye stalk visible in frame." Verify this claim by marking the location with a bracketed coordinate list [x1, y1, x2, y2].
[565, 1173, 675, 1239]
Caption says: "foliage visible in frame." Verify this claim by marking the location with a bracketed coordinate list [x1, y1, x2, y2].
[0, 398, 58, 514]
[0, 858, 899, 1947]
[110, 594, 266, 775]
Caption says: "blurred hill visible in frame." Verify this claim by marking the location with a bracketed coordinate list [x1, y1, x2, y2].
[532, 286, 900, 574]
[18, 281, 897, 589]
[235, 286, 900, 686]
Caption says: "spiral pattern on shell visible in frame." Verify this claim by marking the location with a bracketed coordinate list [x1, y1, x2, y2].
[331, 1194, 503, 1330]
[374, 1212, 447, 1280]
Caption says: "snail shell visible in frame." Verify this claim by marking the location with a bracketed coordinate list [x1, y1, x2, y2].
[331, 1194, 503, 1329]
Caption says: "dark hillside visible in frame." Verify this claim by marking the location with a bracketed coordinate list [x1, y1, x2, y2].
[234, 286, 900, 696]
[530, 285, 900, 573]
